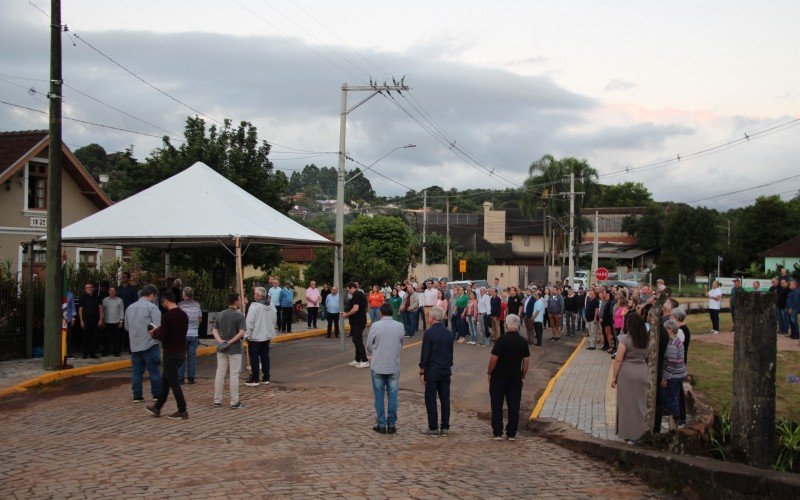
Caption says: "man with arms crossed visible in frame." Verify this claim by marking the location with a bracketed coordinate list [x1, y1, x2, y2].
[245, 287, 277, 386]
[178, 287, 202, 384]
[366, 302, 405, 434]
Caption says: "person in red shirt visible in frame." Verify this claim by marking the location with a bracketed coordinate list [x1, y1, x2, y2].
[146, 291, 189, 420]
[368, 285, 385, 324]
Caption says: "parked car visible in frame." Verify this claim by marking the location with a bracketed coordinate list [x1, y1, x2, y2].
[444, 279, 489, 298]
[598, 280, 640, 292]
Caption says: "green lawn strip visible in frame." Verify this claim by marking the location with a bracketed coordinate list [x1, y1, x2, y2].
[684, 313, 733, 334]
[689, 340, 800, 420]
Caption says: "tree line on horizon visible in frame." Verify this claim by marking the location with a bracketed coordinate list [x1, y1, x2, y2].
[72, 117, 800, 284]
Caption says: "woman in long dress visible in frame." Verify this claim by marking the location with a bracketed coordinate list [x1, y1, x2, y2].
[610, 312, 649, 443]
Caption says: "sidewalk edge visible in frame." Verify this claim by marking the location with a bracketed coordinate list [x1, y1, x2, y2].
[0, 325, 345, 399]
[529, 336, 586, 420]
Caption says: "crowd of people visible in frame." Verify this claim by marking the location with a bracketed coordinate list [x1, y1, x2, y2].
[62, 267, 798, 437]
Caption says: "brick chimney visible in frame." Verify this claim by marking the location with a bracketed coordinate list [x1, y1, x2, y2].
[483, 201, 506, 244]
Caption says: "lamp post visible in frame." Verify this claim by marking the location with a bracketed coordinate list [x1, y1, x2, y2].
[345, 144, 415, 186]
[335, 143, 414, 351]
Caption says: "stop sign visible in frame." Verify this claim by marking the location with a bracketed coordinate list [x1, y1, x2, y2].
[595, 267, 609, 281]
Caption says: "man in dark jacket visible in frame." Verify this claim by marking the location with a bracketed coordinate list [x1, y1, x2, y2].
[146, 291, 189, 420]
[419, 306, 454, 437]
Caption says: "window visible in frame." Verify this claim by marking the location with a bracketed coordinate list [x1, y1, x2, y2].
[27, 161, 47, 210]
[523, 235, 531, 247]
[79, 250, 99, 269]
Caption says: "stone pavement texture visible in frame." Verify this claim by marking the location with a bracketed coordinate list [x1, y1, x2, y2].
[538, 343, 618, 441]
[0, 321, 331, 392]
[0, 378, 663, 498]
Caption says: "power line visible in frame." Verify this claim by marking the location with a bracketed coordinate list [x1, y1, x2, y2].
[231, 0, 367, 84]
[256, 0, 371, 81]
[684, 173, 800, 204]
[67, 30, 223, 125]
[284, 0, 386, 76]
[0, 99, 183, 141]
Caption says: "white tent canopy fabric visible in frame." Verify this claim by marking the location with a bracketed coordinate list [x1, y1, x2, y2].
[59, 162, 334, 248]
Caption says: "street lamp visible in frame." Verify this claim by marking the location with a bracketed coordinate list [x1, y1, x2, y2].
[345, 144, 416, 185]
[335, 143, 415, 351]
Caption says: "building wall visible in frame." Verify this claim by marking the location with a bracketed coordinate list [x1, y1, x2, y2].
[509, 234, 545, 256]
[765, 257, 800, 274]
[0, 155, 110, 276]
[483, 203, 506, 244]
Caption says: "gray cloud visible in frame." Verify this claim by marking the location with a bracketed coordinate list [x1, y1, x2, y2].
[0, 4, 796, 208]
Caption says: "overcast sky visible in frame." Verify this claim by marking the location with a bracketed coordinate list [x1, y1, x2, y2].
[1, 0, 798, 209]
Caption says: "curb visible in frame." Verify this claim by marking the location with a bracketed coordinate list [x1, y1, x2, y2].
[0, 324, 349, 399]
[530, 419, 800, 498]
[529, 335, 586, 420]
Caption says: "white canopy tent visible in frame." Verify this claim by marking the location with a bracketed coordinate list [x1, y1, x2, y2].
[58, 161, 335, 305]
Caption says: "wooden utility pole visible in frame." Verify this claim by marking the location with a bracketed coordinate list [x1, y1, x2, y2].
[645, 291, 669, 433]
[43, 0, 64, 371]
[731, 292, 777, 468]
[445, 195, 450, 280]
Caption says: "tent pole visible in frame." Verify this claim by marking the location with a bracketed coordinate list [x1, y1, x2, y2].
[235, 236, 249, 374]
[164, 251, 170, 281]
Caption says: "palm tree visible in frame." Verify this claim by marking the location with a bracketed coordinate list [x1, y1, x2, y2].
[520, 155, 599, 268]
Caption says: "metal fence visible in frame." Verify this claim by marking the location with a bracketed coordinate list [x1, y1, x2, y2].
[0, 278, 44, 361]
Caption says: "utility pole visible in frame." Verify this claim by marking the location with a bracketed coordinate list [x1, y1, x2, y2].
[541, 192, 548, 279]
[43, 0, 63, 371]
[335, 81, 409, 352]
[591, 211, 599, 286]
[567, 172, 575, 290]
[422, 190, 427, 281]
[445, 195, 450, 281]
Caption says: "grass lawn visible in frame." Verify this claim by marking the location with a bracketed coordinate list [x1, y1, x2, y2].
[689, 341, 800, 420]
[685, 311, 733, 333]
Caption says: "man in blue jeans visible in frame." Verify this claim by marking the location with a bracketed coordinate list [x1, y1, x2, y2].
[178, 287, 203, 384]
[366, 302, 405, 434]
[124, 284, 161, 402]
[419, 306, 455, 436]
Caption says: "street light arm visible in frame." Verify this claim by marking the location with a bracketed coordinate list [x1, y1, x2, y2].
[344, 144, 416, 185]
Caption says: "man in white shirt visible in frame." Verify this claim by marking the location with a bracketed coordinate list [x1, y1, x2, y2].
[268, 277, 283, 330]
[708, 281, 722, 335]
[245, 286, 278, 386]
[477, 287, 492, 347]
[423, 280, 439, 319]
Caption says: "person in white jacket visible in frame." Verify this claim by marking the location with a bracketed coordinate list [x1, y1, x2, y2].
[245, 287, 277, 387]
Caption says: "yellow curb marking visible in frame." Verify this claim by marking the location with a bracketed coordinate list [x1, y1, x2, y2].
[402, 340, 423, 350]
[0, 324, 350, 399]
[529, 336, 586, 420]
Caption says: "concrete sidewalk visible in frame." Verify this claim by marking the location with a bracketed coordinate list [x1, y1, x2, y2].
[534, 337, 619, 441]
[0, 319, 345, 396]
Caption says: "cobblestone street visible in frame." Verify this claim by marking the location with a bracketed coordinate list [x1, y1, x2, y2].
[0, 376, 663, 498]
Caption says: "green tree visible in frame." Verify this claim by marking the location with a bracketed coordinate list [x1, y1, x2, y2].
[345, 168, 376, 202]
[305, 247, 334, 286]
[660, 204, 721, 278]
[409, 231, 452, 264]
[595, 182, 653, 207]
[451, 251, 492, 280]
[343, 215, 411, 284]
[726, 195, 800, 272]
[73, 143, 109, 178]
[621, 204, 663, 250]
[520, 155, 600, 220]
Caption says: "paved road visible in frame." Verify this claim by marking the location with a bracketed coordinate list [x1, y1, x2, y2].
[0, 328, 665, 498]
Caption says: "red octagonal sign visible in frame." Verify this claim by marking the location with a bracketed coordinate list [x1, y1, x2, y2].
[595, 267, 609, 281]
